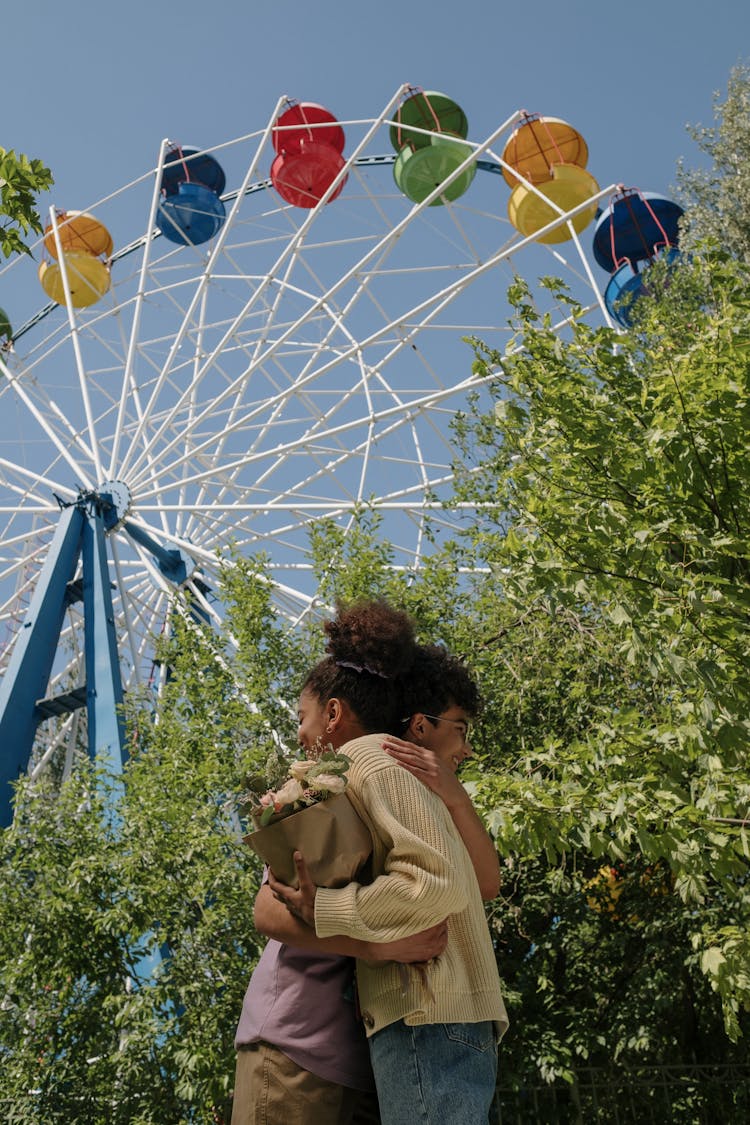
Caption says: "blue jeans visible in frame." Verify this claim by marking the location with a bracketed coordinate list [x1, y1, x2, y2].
[368, 1020, 497, 1125]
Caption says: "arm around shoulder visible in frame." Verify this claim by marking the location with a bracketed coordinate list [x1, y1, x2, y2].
[440, 784, 501, 900]
[382, 736, 501, 900]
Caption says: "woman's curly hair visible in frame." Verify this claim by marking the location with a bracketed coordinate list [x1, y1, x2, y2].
[398, 644, 481, 729]
[302, 600, 416, 734]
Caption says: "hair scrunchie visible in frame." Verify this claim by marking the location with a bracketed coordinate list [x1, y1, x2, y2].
[335, 659, 390, 680]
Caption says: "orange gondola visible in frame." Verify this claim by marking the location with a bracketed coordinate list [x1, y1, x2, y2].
[502, 114, 588, 189]
[43, 211, 113, 260]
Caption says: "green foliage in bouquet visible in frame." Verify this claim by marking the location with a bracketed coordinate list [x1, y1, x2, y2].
[241, 748, 353, 828]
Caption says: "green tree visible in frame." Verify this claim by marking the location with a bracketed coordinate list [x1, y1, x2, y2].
[677, 62, 750, 260]
[1, 438, 747, 1117]
[450, 249, 750, 1069]
[0, 147, 53, 259]
[279, 489, 750, 1085]
[0, 559, 308, 1124]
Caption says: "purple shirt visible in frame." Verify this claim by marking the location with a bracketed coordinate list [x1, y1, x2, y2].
[234, 939, 375, 1091]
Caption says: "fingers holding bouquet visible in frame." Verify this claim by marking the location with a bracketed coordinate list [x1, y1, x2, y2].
[268, 851, 317, 928]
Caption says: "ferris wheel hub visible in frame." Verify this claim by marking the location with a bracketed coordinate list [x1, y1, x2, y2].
[93, 479, 198, 586]
[97, 479, 133, 532]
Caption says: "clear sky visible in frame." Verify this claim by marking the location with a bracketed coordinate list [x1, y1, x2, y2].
[4, 0, 746, 223]
[0, 0, 747, 693]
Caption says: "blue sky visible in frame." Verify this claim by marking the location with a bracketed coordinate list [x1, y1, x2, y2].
[0, 0, 747, 703]
[5, 0, 746, 223]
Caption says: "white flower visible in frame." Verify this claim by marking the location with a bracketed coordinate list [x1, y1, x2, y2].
[273, 778, 305, 809]
[243, 748, 351, 829]
[308, 773, 346, 795]
[289, 759, 317, 781]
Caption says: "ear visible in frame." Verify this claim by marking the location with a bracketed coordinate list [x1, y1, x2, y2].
[326, 697, 344, 733]
[405, 713, 427, 744]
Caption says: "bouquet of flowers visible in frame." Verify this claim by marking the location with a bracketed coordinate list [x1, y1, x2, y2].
[239, 745, 372, 888]
[242, 747, 352, 828]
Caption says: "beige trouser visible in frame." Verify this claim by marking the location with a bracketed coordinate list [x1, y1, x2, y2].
[231, 1041, 380, 1125]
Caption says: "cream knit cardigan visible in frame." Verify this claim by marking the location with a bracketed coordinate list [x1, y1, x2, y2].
[314, 733, 509, 1039]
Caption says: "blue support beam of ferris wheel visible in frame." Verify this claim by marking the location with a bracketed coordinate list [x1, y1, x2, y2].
[0, 504, 85, 828]
[0, 496, 131, 829]
[124, 519, 192, 584]
[123, 518, 210, 624]
[81, 503, 128, 779]
[0, 485, 205, 829]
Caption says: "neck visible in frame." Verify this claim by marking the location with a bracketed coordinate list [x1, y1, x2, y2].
[330, 708, 369, 747]
[330, 721, 368, 748]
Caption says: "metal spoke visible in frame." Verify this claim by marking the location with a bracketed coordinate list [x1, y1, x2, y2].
[0, 90, 613, 773]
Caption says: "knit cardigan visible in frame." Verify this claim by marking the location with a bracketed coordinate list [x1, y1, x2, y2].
[314, 733, 509, 1039]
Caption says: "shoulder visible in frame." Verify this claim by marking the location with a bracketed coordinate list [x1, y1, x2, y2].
[341, 733, 392, 778]
[344, 734, 453, 824]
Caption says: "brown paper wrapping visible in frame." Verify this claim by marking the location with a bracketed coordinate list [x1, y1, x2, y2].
[244, 792, 372, 888]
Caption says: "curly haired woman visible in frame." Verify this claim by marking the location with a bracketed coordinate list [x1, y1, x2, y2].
[232, 601, 507, 1125]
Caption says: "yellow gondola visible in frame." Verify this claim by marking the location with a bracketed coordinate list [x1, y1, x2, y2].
[508, 163, 599, 244]
[39, 252, 111, 308]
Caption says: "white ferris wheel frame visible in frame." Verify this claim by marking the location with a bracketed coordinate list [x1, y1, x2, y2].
[0, 85, 618, 766]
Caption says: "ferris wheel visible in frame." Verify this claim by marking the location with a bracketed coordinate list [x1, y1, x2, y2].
[0, 86, 624, 820]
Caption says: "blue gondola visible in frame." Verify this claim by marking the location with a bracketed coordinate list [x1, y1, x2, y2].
[594, 189, 684, 327]
[593, 189, 683, 273]
[603, 249, 680, 328]
[156, 146, 227, 246]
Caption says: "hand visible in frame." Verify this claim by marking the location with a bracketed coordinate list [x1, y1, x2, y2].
[367, 919, 449, 964]
[267, 851, 317, 928]
[382, 736, 465, 809]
